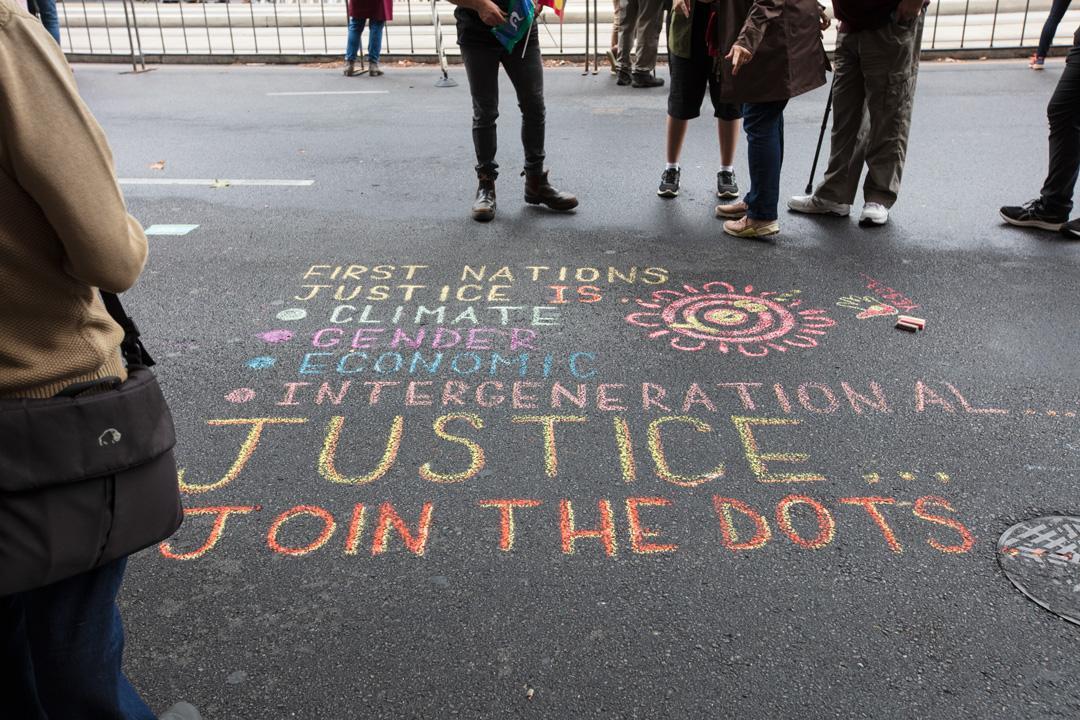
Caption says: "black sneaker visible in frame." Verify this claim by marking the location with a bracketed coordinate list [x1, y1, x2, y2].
[616, 69, 632, 86]
[658, 167, 680, 198]
[631, 72, 665, 88]
[717, 170, 739, 199]
[1000, 199, 1067, 231]
[1062, 217, 1080, 239]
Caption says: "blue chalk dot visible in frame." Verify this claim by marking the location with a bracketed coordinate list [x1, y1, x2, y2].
[247, 356, 277, 370]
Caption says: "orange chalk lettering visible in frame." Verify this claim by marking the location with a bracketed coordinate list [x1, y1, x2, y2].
[159, 505, 256, 560]
[626, 498, 678, 554]
[840, 497, 902, 553]
[776, 495, 836, 550]
[267, 505, 337, 557]
[479, 499, 542, 551]
[371, 502, 434, 556]
[712, 497, 771, 550]
[178, 418, 308, 494]
[560, 499, 617, 556]
[913, 496, 976, 554]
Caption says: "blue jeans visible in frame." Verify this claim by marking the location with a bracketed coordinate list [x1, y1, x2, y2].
[741, 100, 788, 221]
[32, 0, 61, 44]
[1, 557, 155, 719]
[346, 17, 385, 63]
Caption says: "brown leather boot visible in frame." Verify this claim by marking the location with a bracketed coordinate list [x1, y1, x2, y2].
[344, 60, 358, 77]
[472, 175, 496, 222]
[524, 170, 578, 211]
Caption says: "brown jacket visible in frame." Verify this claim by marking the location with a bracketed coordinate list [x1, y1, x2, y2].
[714, 0, 829, 104]
[0, 0, 148, 399]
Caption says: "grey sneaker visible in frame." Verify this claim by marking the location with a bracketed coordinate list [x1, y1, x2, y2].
[658, 167, 680, 198]
[160, 702, 202, 720]
[788, 194, 851, 216]
[716, 170, 739, 199]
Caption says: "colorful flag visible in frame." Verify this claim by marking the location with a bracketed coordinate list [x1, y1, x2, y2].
[538, 0, 565, 19]
[491, 0, 536, 51]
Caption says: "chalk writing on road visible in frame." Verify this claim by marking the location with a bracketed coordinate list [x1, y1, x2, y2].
[157, 262, 1069, 564]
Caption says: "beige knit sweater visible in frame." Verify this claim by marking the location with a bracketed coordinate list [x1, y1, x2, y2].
[0, 0, 148, 399]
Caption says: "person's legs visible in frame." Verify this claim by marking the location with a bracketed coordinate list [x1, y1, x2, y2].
[717, 117, 740, 167]
[741, 100, 787, 222]
[368, 20, 385, 63]
[34, 0, 61, 45]
[1, 595, 47, 719]
[630, 0, 665, 75]
[345, 16, 364, 61]
[665, 51, 705, 163]
[814, 31, 869, 206]
[501, 26, 547, 175]
[859, 13, 924, 209]
[616, 0, 639, 75]
[21, 557, 155, 719]
[666, 118, 689, 163]
[460, 41, 503, 178]
[1040, 44, 1080, 216]
[1037, 0, 1072, 59]
[611, 0, 621, 56]
[502, 29, 577, 210]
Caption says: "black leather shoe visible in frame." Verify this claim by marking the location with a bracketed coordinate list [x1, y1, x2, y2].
[524, 170, 578, 211]
[472, 175, 496, 222]
[631, 72, 664, 88]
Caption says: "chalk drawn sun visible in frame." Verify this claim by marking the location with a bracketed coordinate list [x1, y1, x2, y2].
[625, 282, 836, 357]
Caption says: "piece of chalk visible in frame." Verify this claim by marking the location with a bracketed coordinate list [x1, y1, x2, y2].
[896, 321, 919, 332]
[897, 315, 926, 329]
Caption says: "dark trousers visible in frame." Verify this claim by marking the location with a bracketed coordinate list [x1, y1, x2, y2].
[816, 14, 924, 208]
[459, 28, 546, 178]
[742, 100, 787, 221]
[1041, 42, 1080, 216]
[1037, 0, 1072, 58]
[1, 557, 155, 719]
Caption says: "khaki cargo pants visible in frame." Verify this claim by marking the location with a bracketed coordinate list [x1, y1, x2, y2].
[816, 13, 925, 208]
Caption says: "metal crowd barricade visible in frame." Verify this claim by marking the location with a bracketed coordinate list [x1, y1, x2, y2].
[52, 0, 1080, 62]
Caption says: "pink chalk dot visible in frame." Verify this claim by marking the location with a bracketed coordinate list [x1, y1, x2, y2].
[225, 388, 257, 403]
[258, 329, 294, 344]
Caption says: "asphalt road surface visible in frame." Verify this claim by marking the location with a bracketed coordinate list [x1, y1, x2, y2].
[73, 58, 1080, 719]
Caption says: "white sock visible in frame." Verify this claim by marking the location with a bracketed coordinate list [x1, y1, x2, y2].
[719, 164, 734, 173]
[665, 162, 679, 171]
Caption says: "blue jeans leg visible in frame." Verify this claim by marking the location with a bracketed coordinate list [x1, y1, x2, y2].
[35, 0, 61, 44]
[346, 17, 367, 62]
[368, 20, 385, 63]
[742, 100, 788, 222]
[2, 557, 156, 719]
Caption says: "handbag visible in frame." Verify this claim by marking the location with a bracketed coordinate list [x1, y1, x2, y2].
[0, 292, 183, 596]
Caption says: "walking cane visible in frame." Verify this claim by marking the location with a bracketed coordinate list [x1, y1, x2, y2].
[805, 83, 834, 195]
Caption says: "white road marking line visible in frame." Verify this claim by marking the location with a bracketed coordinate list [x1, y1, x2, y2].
[145, 224, 200, 236]
[266, 90, 390, 96]
[120, 178, 315, 187]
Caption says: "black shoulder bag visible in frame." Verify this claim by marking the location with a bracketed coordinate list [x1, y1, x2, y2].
[0, 292, 183, 596]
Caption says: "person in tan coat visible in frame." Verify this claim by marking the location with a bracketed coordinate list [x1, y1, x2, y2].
[710, 0, 830, 237]
[0, 1, 198, 717]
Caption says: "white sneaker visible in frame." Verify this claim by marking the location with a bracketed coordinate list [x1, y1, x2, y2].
[788, 194, 850, 216]
[859, 202, 889, 226]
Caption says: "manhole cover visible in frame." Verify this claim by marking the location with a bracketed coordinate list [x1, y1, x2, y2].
[998, 515, 1080, 626]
